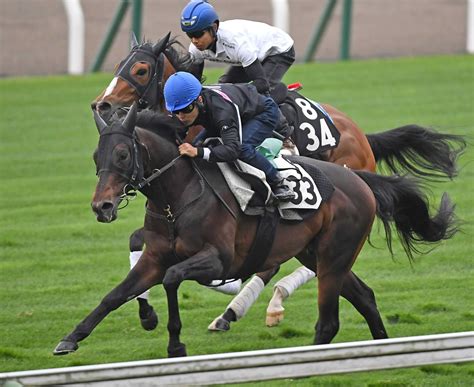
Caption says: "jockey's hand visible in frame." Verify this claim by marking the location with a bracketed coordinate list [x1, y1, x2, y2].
[179, 143, 198, 158]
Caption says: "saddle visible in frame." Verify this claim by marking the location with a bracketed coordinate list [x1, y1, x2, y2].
[215, 139, 335, 221]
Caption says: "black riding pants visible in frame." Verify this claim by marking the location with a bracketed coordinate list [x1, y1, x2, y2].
[218, 46, 295, 90]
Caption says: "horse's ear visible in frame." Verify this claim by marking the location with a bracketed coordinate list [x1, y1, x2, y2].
[93, 110, 108, 133]
[122, 102, 137, 133]
[130, 32, 139, 49]
[153, 31, 171, 55]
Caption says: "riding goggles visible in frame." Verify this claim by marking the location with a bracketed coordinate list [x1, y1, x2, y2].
[172, 102, 196, 115]
[186, 30, 206, 39]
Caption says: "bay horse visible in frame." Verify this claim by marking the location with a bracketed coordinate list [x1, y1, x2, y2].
[54, 104, 457, 357]
[90, 33, 465, 332]
[92, 33, 466, 180]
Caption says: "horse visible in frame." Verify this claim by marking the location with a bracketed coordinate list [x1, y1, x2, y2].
[90, 33, 466, 332]
[53, 104, 458, 357]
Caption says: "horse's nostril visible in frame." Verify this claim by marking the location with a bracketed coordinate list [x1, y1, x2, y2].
[92, 200, 114, 214]
[97, 101, 112, 113]
[101, 201, 114, 211]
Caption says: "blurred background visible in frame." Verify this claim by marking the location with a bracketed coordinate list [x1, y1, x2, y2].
[0, 0, 472, 77]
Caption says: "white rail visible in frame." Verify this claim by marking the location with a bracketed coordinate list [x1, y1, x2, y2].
[62, 0, 85, 75]
[1, 332, 473, 386]
[468, 0, 474, 53]
[272, 0, 290, 32]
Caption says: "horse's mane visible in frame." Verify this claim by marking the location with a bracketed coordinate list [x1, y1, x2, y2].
[136, 110, 187, 140]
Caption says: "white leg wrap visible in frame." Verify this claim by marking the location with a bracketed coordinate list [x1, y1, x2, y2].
[129, 251, 150, 300]
[226, 276, 265, 320]
[206, 279, 242, 295]
[274, 266, 315, 298]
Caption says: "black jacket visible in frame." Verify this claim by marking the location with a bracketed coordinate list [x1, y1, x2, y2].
[193, 84, 266, 162]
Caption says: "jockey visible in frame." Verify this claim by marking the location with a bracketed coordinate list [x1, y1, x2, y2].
[164, 71, 295, 201]
[180, 1, 295, 96]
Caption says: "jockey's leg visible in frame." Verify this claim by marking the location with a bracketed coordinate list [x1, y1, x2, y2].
[266, 266, 315, 326]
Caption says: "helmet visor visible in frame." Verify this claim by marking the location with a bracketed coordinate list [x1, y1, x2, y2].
[186, 30, 206, 39]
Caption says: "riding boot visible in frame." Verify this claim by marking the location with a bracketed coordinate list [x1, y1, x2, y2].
[270, 173, 295, 201]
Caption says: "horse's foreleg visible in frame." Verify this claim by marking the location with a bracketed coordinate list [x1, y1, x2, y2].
[266, 266, 315, 327]
[341, 271, 388, 339]
[53, 254, 163, 355]
[207, 266, 279, 332]
[162, 244, 224, 357]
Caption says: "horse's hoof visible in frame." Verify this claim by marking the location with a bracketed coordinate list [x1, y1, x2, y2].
[208, 316, 230, 332]
[168, 344, 187, 358]
[53, 340, 78, 355]
[266, 311, 284, 327]
[140, 307, 158, 331]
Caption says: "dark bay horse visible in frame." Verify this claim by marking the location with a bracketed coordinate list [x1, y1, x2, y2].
[90, 34, 465, 331]
[54, 105, 457, 357]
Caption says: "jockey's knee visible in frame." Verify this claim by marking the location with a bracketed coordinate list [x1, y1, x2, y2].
[240, 144, 256, 162]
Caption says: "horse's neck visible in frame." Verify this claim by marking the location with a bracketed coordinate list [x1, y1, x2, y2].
[139, 130, 199, 211]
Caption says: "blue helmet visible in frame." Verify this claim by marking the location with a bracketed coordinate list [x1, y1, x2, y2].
[181, 1, 219, 33]
[164, 72, 202, 112]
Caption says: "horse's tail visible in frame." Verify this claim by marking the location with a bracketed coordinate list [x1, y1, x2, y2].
[354, 170, 459, 261]
[366, 125, 466, 180]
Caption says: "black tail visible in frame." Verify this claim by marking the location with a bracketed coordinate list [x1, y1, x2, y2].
[355, 170, 459, 261]
[366, 125, 466, 180]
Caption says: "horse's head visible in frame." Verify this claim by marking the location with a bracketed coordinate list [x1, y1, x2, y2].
[91, 104, 143, 222]
[91, 33, 172, 122]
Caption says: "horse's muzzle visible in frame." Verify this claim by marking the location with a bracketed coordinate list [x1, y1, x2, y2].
[91, 200, 118, 223]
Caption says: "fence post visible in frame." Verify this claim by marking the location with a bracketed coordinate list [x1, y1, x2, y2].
[303, 0, 338, 62]
[340, 0, 352, 60]
[132, 0, 143, 43]
[90, 0, 130, 72]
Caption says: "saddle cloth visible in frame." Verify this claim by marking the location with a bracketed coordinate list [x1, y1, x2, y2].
[217, 155, 334, 221]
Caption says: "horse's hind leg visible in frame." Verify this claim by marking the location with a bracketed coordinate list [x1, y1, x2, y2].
[266, 266, 316, 327]
[129, 227, 158, 331]
[314, 271, 345, 344]
[341, 271, 388, 339]
[208, 266, 280, 332]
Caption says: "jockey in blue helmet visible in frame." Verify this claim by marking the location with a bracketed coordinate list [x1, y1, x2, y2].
[180, 1, 295, 97]
[164, 71, 295, 201]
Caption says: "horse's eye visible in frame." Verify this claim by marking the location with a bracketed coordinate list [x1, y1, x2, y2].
[118, 151, 129, 161]
[136, 68, 147, 76]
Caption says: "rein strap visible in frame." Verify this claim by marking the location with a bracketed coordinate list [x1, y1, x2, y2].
[136, 154, 183, 190]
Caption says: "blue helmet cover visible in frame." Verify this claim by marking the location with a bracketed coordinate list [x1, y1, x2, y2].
[181, 1, 219, 33]
[164, 72, 202, 112]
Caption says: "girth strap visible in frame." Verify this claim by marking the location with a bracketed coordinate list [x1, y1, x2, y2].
[235, 206, 280, 279]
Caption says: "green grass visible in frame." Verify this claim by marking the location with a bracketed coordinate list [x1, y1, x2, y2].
[1, 55, 473, 385]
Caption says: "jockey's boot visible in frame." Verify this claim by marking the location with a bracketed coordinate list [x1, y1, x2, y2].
[271, 173, 295, 201]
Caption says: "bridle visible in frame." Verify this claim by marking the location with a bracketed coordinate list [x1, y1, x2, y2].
[114, 46, 165, 110]
[97, 128, 183, 208]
